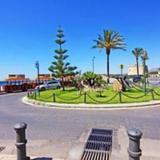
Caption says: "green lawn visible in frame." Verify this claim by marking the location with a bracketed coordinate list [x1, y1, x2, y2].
[29, 86, 160, 104]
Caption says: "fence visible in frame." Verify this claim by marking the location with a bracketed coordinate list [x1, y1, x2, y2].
[27, 88, 160, 104]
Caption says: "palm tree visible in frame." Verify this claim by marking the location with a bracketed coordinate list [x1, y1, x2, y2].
[141, 50, 149, 95]
[120, 64, 124, 76]
[132, 48, 144, 76]
[141, 50, 149, 75]
[93, 30, 126, 83]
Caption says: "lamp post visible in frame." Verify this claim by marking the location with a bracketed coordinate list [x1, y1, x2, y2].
[92, 56, 95, 73]
[35, 61, 40, 85]
[35, 61, 40, 95]
[79, 70, 82, 76]
[120, 64, 124, 76]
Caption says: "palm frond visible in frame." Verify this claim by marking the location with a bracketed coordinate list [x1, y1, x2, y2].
[93, 29, 126, 51]
[141, 51, 149, 60]
[113, 46, 127, 51]
[94, 40, 106, 48]
[132, 48, 144, 57]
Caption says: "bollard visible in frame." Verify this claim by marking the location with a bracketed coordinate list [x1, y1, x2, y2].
[14, 122, 30, 160]
[84, 92, 87, 103]
[118, 91, 122, 103]
[127, 129, 143, 160]
[53, 93, 56, 102]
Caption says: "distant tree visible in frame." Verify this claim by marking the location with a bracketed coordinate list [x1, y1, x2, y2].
[132, 48, 144, 76]
[93, 30, 126, 83]
[82, 71, 97, 87]
[120, 64, 124, 76]
[94, 75, 106, 97]
[82, 71, 106, 88]
[94, 75, 106, 88]
[48, 28, 77, 90]
[141, 50, 149, 76]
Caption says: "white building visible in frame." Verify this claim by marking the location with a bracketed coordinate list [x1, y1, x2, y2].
[128, 65, 145, 76]
[149, 68, 160, 78]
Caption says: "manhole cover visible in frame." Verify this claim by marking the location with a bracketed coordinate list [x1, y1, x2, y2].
[81, 128, 113, 160]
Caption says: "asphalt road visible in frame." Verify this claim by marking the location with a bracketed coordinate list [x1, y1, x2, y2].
[0, 92, 160, 141]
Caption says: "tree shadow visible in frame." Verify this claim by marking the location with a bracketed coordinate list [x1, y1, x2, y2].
[96, 94, 106, 98]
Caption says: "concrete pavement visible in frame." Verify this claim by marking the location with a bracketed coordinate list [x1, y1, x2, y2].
[0, 93, 160, 159]
[1, 127, 160, 160]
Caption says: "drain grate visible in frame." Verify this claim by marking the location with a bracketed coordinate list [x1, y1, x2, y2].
[81, 128, 113, 160]
[86, 142, 111, 151]
[88, 135, 112, 143]
[81, 151, 109, 160]
[92, 129, 112, 135]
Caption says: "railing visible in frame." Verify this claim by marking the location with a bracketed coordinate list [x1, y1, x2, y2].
[27, 88, 160, 104]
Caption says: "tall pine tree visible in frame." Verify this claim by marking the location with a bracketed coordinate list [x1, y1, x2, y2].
[49, 28, 77, 90]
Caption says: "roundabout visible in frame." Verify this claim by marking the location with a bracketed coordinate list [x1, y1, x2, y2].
[25, 84, 160, 110]
[23, 95, 160, 110]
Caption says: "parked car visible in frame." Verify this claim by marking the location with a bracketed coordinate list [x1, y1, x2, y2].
[35, 80, 61, 91]
[133, 76, 141, 83]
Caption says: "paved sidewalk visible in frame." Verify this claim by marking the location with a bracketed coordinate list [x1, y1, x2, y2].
[1, 127, 160, 160]
[0, 139, 71, 160]
[111, 127, 160, 160]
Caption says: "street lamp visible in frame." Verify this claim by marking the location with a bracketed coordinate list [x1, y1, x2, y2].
[79, 70, 82, 76]
[92, 56, 95, 73]
[120, 64, 124, 76]
[35, 61, 40, 85]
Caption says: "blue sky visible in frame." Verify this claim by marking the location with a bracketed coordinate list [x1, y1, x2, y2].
[0, 0, 160, 80]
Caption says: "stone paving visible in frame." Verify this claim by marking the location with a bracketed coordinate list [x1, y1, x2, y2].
[0, 93, 160, 159]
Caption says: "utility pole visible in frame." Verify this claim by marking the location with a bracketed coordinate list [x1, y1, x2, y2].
[92, 56, 95, 73]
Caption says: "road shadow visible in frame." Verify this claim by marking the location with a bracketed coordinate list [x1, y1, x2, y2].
[32, 157, 52, 160]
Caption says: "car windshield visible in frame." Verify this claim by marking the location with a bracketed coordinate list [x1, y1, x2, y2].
[47, 81, 58, 84]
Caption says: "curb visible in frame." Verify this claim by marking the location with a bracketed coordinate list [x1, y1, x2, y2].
[22, 96, 160, 110]
[0, 92, 7, 95]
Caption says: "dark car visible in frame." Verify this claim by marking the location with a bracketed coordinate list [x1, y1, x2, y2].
[133, 76, 141, 83]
